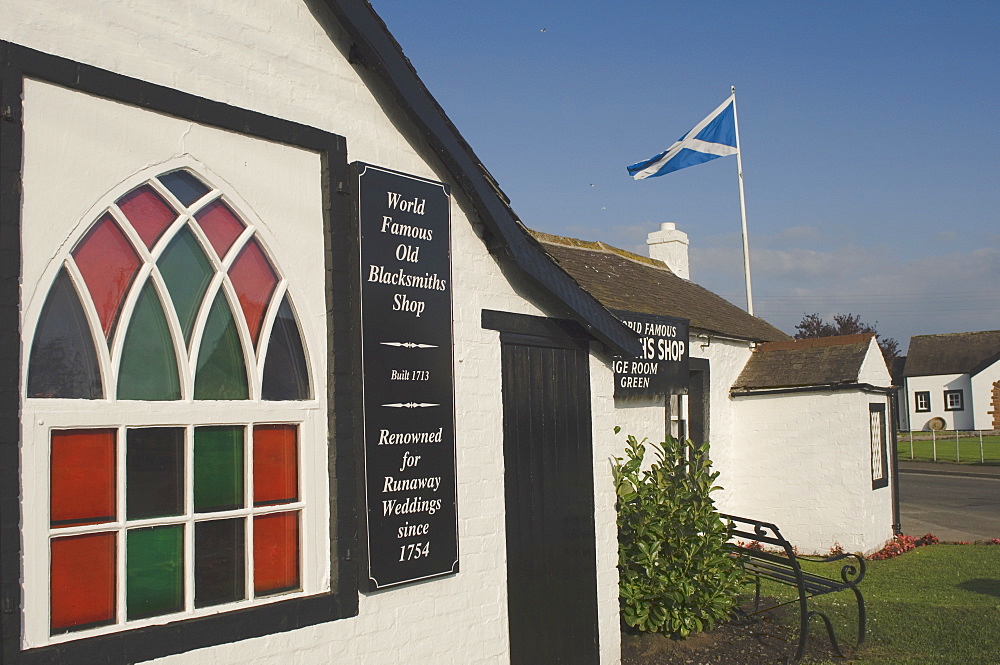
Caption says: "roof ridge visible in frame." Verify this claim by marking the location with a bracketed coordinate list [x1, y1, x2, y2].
[757, 333, 874, 353]
[529, 229, 673, 273]
[910, 329, 1000, 340]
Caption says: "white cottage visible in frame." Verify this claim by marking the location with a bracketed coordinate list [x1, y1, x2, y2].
[535, 231, 898, 554]
[903, 330, 1000, 432]
[0, 2, 652, 664]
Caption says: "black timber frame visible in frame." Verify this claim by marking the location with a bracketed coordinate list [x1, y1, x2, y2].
[483, 310, 601, 664]
[687, 357, 710, 445]
[0, 41, 360, 664]
[320, 0, 641, 358]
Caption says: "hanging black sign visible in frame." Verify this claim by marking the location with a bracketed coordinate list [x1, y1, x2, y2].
[611, 310, 690, 397]
[355, 163, 458, 589]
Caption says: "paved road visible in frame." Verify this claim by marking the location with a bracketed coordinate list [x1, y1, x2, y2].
[899, 471, 1000, 541]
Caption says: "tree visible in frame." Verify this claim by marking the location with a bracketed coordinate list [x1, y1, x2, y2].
[794, 312, 900, 363]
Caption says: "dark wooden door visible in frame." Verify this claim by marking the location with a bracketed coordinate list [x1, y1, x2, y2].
[501, 332, 600, 665]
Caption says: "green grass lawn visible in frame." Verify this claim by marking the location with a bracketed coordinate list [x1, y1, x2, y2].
[755, 544, 1000, 664]
[896, 433, 1000, 464]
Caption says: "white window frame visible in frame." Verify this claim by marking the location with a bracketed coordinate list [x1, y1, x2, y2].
[914, 391, 930, 412]
[869, 403, 888, 489]
[944, 390, 964, 411]
[20, 162, 329, 648]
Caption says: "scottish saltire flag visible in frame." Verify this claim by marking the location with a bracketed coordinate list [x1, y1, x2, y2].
[627, 94, 738, 180]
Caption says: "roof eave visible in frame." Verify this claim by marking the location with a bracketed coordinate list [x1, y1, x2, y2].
[731, 382, 896, 397]
[322, 0, 641, 356]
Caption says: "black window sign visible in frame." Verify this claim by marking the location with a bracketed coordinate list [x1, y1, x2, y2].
[356, 163, 458, 589]
[611, 310, 690, 397]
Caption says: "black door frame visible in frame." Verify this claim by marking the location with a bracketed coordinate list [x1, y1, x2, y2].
[483, 310, 601, 665]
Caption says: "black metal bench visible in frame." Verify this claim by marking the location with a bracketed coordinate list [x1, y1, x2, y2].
[722, 514, 866, 662]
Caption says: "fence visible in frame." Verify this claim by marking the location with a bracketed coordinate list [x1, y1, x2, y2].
[897, 430, 1000, 464]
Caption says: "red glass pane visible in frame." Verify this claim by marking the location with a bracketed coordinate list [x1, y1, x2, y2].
[253, 425, 297, 505]
[51, 532, 116, 632]
[195, 200, 245, 259]
[253, 512, 298, 595]
[72, 214, 141, 338]
[228, 240, 277, 347]
[116, 186, 177, 249]
[51, 429, 116, 527]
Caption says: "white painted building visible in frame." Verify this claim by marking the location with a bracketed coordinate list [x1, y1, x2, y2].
[537, 232, 898, 554]
[903, 331, 1000, 431]
[0, 3, 901, 664]
[1, 3, 648, 664]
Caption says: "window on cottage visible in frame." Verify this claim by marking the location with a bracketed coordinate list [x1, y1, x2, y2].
[869, 403, 888, 489]
[27, 169, 318, 642]
[944, 390, 964, 411]
[914, 391, 930, 412]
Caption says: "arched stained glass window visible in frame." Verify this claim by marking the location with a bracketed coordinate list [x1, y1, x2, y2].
[27, 168, 312, 402]
[26, 168, 319, 641]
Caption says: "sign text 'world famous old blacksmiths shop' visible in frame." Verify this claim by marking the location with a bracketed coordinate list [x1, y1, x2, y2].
[611, 310, 690, 398]
[356, 164, 458, 589]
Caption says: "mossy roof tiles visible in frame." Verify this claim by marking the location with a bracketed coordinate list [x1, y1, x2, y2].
[732, 334, 874, 389]
[532, 231, 788, 343]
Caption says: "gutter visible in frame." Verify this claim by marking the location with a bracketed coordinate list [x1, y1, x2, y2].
[730, 383, 900, 398]
[691, 330, 780, 348]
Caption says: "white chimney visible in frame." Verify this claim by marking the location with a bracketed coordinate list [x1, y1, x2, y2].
[646, 222, 689, 279]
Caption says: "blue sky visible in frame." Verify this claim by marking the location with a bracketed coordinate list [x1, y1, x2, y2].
[371, 1, 1000, 351]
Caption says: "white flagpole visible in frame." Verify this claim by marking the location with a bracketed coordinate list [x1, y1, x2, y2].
[731, 85, 754, 316]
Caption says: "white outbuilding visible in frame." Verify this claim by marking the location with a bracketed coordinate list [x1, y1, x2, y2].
[903, 330, 1000, 432]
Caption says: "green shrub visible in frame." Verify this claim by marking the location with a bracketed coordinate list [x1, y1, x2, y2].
[612, 429, 743, 637]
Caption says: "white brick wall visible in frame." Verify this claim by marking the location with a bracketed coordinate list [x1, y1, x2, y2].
[857, 337, 892, 387]
[590, 354, 625, 665]
[687, 336, 752, 513]
[612, 395, 666, 445]
[726, 391, 894, 553]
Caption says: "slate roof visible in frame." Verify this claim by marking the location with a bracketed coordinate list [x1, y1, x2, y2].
[903, 330, 1000, 377]
[531, 231, 789, 343]
[731, 334, 874, 390]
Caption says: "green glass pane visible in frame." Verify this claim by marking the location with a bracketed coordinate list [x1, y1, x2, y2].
[126, 525, 183, 620]
[158, 227, 213, 346]
[194, 291, 249, 400]
[195, 427, 245, 512]
[117, 281, 181, 400]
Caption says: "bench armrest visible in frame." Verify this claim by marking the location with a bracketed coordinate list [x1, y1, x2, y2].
[797, 552, 866, 587]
